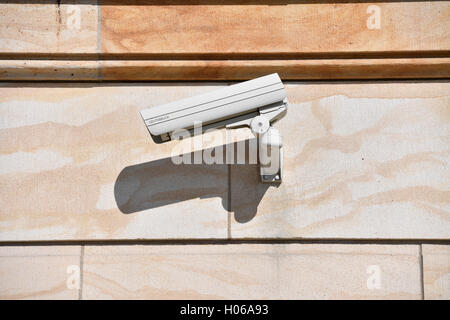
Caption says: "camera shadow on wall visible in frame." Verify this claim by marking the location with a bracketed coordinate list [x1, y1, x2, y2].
[114, 139, 279, 223]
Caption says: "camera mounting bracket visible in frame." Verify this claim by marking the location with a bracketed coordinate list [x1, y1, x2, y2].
[226, 99, 287, 182]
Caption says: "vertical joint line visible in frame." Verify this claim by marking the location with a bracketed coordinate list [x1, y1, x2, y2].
[96, 0, 102, 81]
[227, 163, 232, 239]
[78, 245, 85, 300]
[419, 244, 425, 300]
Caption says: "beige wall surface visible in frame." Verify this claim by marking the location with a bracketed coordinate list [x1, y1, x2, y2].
[0, 244, 423, 300]
[0, 81, 449, 241]
[3, 1, 449, 55]
[0, 246, 81, 299]
[0, 0, 449, 302]
[82, 244, 421, 300]
[423, 245, 450, 299]
[231, 82, 450, 239]
[1, 1, 449, 80]
[0, 80, 448, 299]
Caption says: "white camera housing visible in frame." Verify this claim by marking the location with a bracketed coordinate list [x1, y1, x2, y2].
[140, 73, 288, 183]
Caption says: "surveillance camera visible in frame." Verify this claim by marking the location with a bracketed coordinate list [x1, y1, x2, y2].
[140, 73, 288, 183]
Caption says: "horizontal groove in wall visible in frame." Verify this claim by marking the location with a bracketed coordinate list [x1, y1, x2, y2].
[1, 51, 450, 60]
[1, 239, 450, 246]
[1, 57, 450, 81]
